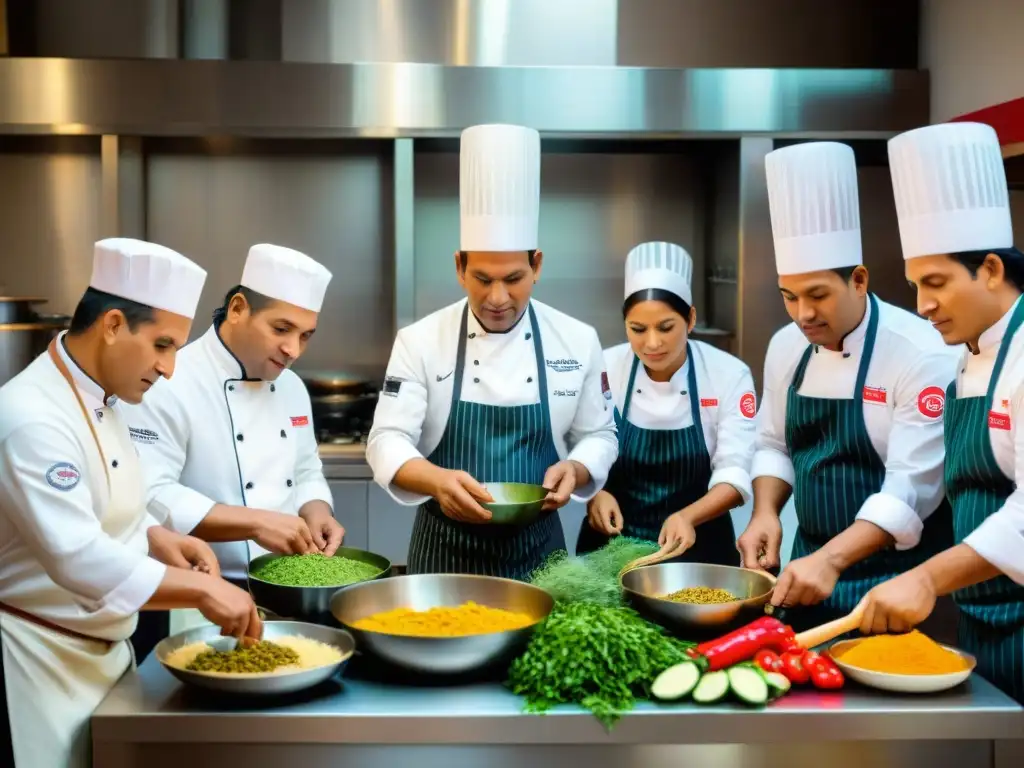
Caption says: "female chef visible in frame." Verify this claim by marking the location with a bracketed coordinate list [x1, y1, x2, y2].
[575, 242, 755, 563]
[859, 122, 1024, 702]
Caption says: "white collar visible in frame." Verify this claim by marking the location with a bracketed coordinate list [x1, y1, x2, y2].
[201, 324, 251, 380]
[816, 296, 871, 356]
[55, 332, 115, 409]
[975, 296, 1022, 356]
[465, 301, 534, 340]
[639, 354, 690, 391]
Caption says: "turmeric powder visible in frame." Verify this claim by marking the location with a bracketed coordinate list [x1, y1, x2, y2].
[352, 601, 536, 637]
[832, 630, 970, 675]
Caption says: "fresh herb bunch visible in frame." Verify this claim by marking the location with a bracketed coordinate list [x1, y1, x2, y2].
[528, 537, 659, 606]
[506, 601, 695, 728]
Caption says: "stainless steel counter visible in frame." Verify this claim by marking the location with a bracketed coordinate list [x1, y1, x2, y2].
[93, 655, 1024, 768]
[319, 443, 373, 480]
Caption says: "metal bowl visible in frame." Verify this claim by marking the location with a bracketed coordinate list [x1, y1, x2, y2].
[330, 573, 555, 674]
[248, 547, 392, 624]
[155, 620, 356, 696]
[621, 563, 776, 635]
[481, 482, 548, 525]
[828, 638, 976, 693]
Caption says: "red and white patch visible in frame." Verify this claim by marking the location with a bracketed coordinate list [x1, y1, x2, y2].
[290, 415, 309, 427]
[600, 371, 612, 401]
[701, 398, 719, 408]
[917, 386, 945, 419]
[989, 411, 1011, 431]
[739, 391, 757, 419]
[863, 386, 887, 405]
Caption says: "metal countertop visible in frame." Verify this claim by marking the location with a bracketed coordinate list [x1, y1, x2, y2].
[92, 655, 1024, 747]
[318, 444, 373, 480]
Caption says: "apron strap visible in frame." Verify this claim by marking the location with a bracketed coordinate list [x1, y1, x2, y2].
[684, 342, 709, 456]
[985, 297, 1024, 410]
[791, 292, 880, 399]
[0, 599, 112, 646]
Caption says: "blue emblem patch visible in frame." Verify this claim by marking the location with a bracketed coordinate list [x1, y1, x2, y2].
[45, 462, 81, 492]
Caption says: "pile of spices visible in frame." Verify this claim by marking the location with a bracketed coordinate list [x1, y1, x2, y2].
[663, 587, 738, 604]
[506, 601, 694, 729]
[529, 537, 660, 606]
[352, 601, 535, 637]
[185, 641, 300, 674]
[831, 630, 970, 675]
[250, 553, 382, 587]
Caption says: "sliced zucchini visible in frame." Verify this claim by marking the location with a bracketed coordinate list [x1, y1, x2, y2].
[728, 666, 769, 706]
[692, 670, 729, 704]
[762, 671, 792, 698]
[651, 662, 701, 702]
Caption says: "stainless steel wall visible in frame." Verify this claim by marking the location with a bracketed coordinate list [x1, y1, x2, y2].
[144, 139, 394, 373]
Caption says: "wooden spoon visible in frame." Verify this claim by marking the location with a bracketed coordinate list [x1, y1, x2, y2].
[618, 538, 688, 579]
[793, 597, 868, 650]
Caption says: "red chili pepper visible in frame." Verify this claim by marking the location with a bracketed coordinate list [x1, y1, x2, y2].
[693, 617, 798, 671]
[755, 649, 783, 674]
[779, 650, 810, 684]
[804, 651, 845, 689]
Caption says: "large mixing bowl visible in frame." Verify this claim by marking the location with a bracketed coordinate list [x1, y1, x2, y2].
[248, 547, 392, 624]
[621, 563, 775, 636]
[155, 620, 355, 696]
[330, 573, 554, 674]
[481, 482, 549, 525]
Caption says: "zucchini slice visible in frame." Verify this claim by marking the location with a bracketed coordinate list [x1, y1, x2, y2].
[692, 670, 730, 704]
[728, 666, 769, 706]
[651, 662, 701, 702]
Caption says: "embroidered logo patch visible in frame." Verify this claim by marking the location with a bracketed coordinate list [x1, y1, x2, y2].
[290, 416, 309, 427]
[601, 371, 612, 401]
[128, 426, 159, 445]
[863, 386, 887, 405]
[917, 386, 945, 419]
[382, 376, 404, 397]
[546, 358, 582, 373]
[701, 398, 719, 407]
[989, 411, 1011, 430]
[46, 462, 81, 492]
[739, 392, 757, 419]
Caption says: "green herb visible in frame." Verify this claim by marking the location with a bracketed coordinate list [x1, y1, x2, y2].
[250, 553, 381, 587]
[187, 641, 299, 673]
[528, 537, 659, 606]
[506, 601, 694, 729]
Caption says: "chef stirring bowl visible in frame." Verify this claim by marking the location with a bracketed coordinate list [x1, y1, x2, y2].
[827, 638, 976, 693]
[621, 562, 776, 636]
[330, 573, 554, 674]
[480, 482, 548, 525]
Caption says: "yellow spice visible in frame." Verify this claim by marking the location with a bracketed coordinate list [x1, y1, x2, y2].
[353, 600, 535, 637]
[833, 630, 970, 675]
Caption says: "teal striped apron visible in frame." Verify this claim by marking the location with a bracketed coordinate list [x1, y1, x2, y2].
[406, 303, 564, 580]
[785, 293, 952, 629]
[945, 298, 1024, 703]
[575, 345, 737, 565]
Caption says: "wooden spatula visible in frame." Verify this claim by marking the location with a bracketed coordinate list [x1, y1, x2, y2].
[793, 597, 868, 650]
[618, 538, 688, 579]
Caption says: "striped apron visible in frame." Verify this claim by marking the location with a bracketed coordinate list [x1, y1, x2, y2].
[785, 293, 952, 629]
[575, 346, 737, 565]
[406, 303, 564, 580]
[945, 298, 1024, 703]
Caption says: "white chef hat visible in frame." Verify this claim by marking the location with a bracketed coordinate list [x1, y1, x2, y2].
[888, 122, 1013, 260]
[89, 238, 207, 319]
[240, 244, 333, 313]
[624, 241, 694, 306]
[765, 142, 862, 276]
[460, 124, 541, 252]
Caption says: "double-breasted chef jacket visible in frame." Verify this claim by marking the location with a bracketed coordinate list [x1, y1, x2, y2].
[124, 324, 334, 582]
[0, 335, 166, 768]
[367, 298, 619, 506]
[754, 296, 960, 547]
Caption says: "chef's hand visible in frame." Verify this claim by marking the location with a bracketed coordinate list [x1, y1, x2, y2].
[771, 550, 841, 608]
[542, 460, 582, 511]
[659, 511, 696, 551]
[586, 490, 623, 536]
[433, 469, 494, 523]
[252, 509, 319, 555]
[198, 578, 263, 642]
[859, 569, 937, 635]
[148, 526, 221, 577]
[737, 510, 783, 571]
[299, 503, 345, 556]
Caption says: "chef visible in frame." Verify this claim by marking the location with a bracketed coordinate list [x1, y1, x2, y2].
[366, 123, 618, 579]
[576, 242, 755, 562]
[0, 238, 261, 768]
[737, 141, 959, 629]
[859, 122, 1024, 702]
[124, 244, 342, 654]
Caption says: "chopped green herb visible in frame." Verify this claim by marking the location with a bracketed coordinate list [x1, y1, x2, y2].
[528, 537, 659, 606]
[250, 553, 381, 587]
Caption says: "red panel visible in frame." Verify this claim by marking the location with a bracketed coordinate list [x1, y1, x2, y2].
[950, 96, 1024, 146]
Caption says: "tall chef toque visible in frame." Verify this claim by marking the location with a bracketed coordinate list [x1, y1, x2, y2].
[460, 123, 541, 252]
[888, 121, 1013, 260]
[765, 142, 862, 276]
[241, 244, 333, 313]
[624, 242, 695, 306]
[89, 238, 207, 319]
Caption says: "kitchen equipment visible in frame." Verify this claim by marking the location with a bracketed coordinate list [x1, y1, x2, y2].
[0, 297, 71, 386]
[248, 547, 392, 624]
[480, 482, 549, 525]
[620, 563, 776, 634]
[828, 637, 976, 693]
[297, 370, 379, 440]
[330, 573, 554, 674]
[155, 620, 356, 696]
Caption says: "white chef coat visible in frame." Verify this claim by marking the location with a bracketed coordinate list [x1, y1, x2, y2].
[367, 298, 619, 505]
[603, 340, 756, 503]
[952, 296, 1024, 586]
[752, 296, 960, 549]
[0, 334, 165, 768]
[123, 325, 333, 581]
